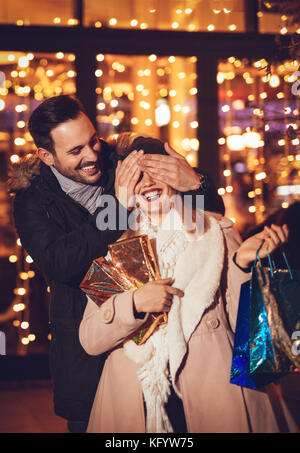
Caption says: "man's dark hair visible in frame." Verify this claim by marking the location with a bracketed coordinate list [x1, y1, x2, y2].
[28, 95, 86, 154]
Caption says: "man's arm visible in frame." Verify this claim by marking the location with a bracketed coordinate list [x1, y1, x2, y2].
[183, 170, 225, 215]
[13, 190, 129, 286]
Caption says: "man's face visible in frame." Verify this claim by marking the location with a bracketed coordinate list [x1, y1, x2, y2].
[50, 112, 102, 185]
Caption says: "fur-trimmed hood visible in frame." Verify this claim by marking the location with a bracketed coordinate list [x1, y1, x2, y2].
[8, 154, 41, 193]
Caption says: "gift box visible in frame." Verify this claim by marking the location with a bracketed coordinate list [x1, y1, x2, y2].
[80, 234, 167, 345]
[108, 234, 160, 287]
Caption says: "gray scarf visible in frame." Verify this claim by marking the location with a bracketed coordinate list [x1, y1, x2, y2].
[51, 166, 103, 214]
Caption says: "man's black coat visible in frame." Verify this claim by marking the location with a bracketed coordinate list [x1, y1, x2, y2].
[12, 145, 224, 422]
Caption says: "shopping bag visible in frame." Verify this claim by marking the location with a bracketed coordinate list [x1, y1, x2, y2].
[230, 279, 275, 389]
[230, 244, 300, 390]
[250, 250, 300, 374]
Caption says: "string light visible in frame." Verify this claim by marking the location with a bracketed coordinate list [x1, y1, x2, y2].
[269, 74, 280, 88]
[9, 255, 18, 263]
[130, 19, 138, 27]
[217, 54, 300, 226]
[10, 154, 20, 163]
[1, 51, 77, 352]
[255, 172, 267, 181]
[13, 303, 26, 312]
[18, 57, 29, 68]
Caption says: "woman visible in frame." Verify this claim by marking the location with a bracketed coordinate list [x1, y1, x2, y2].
[79, 133, 297, 433]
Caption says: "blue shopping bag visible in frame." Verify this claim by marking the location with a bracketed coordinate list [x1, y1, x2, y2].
[230, 279, 275, 389]
[230, 245, 300, 390]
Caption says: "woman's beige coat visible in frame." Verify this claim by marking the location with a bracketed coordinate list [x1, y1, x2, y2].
[79, 218, 298, 433]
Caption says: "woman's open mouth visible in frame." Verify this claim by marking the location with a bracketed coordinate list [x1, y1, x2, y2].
[141, 189, 163, 202]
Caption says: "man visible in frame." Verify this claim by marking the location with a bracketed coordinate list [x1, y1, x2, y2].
[10, 95, 224, 432]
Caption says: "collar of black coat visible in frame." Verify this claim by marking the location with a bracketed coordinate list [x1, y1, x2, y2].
[8, 139, 118, 196]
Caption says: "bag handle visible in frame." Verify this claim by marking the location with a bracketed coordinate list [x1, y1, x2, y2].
[254, 239, 265, 267]
[268, 247, 294, 280]
[254, 240, 293, 280]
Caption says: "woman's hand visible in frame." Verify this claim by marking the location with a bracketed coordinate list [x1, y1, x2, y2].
[133, 277, 184, 314]
[115, 150, 143, 210]
[235, 224, 289, 269]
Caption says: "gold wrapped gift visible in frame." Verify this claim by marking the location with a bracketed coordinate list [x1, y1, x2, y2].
[80, 235, 167, 345]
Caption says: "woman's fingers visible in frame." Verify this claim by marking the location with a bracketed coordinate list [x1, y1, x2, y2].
[152, 278, 184, 298]
[135, 278, 184, 314]
[128, 164, 142, 193]
[264, 226, 280, 247]
[118, 152, 140, 184]
[115, 150, 144, 209]
[166, 285, 184, 298]
[260, 224, 288, 255]
[117, 150, 143, 182]
[282, 223, 289, 239]
[263, 224, 289, 252]
[236, 223, 290, 268]
[270, 224, 288, 243]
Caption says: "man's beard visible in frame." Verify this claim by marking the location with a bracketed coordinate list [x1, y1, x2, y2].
[53, 157, 102, 185]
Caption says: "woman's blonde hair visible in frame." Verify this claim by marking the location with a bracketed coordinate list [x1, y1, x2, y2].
[107, 132, 145, 157]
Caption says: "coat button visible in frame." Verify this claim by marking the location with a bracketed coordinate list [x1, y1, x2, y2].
[206, 318, 220, 329]
[102, 308, 113, 323]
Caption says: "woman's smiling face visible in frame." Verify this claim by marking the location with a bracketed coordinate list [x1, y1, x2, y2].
[134, 171, 176, 224]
